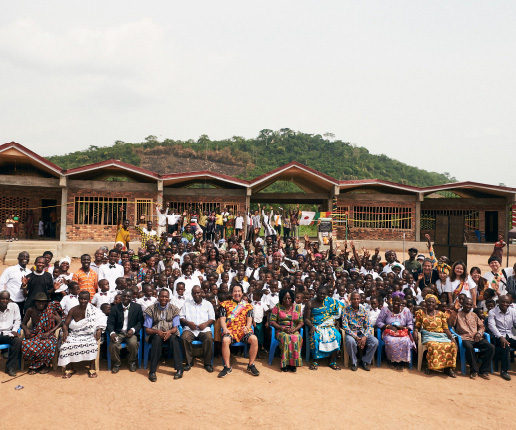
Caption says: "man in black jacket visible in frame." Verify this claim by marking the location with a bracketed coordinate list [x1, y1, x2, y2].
[107, 289, 143, 373]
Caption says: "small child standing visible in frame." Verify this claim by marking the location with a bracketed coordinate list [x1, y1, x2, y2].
[38, 217, 45, 238]
[252, 289, 269, 358]
[368, 297, 381, 328]
[91, 279, 114, 309]
[60, 282, 81, 317]
[136, 284, 157, 311]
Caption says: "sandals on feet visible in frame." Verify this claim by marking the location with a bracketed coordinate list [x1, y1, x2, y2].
[28, 369, 38, 375]
[39, 366, 51, 374]
[309, 362, 319, 370]
[88, 370, 98, 378]
[329, 362, 341, 370]
[62, 370, 74, 379]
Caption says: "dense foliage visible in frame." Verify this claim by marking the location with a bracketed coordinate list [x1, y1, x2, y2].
[47, 129, 455, 186]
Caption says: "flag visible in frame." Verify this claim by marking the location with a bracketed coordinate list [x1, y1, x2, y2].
[299, 211, 316, 225]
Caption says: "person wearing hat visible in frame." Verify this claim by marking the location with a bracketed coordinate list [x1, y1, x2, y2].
[21, 256, 57, 312]
[403, 247, 421, 275]
[21, 292, 62, 374]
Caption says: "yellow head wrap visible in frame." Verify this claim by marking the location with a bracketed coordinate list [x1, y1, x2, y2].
[425, 294, 441, 304]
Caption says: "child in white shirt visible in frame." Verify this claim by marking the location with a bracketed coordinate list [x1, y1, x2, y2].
[252, 290, 269, 356]
[60, 282, 80, 316]
[136, 284, 157, 311]
[91, 279, 114, 309]
[368, 297, 381, 328]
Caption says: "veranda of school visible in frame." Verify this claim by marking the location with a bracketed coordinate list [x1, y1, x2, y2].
[1, 141, 515, 246]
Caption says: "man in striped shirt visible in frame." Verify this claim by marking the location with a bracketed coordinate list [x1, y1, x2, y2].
[72, 254, 98, 301]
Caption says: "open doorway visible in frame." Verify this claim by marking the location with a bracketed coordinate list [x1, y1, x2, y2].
[41, 199, 58, 239]
[485, 211, 498, 243]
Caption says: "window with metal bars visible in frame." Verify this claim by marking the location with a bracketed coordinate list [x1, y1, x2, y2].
[420, 209, 479, 230]
[352, 206, 412, 230]
[332, 206, 350, 230]
[135, 199, 154, 221]
[167, 201, 239, 214]
[74, 197, 127, 225]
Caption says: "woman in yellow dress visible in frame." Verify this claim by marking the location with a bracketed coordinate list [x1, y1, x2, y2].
[413, 294, 457, 377]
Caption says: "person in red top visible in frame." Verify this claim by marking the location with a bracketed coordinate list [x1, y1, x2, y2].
[218, 284, 259, 378]
[72, 254, 98, 301]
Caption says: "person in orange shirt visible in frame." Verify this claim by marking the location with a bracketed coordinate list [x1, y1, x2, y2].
[72, 254, 98, 300]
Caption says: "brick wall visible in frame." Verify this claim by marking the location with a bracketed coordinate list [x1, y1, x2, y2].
[335, 197, 416, 241]
[66, 190, 246, 241]
[66, 189, 156, 241]
[0, 186, 61, 238]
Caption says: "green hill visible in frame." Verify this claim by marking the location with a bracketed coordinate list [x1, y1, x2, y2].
[47, 129, 455, 187]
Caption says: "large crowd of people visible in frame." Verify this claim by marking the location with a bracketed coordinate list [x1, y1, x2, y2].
[1, 204, 515, 383]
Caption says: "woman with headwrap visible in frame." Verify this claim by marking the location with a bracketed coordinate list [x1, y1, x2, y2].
[376, 292, 414, 370]
[413, 294, 457, 377]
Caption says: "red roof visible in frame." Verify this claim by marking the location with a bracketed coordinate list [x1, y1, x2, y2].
[339, 178, 421, 193]
[64, 159, 159, 179]
[250, 161, 339, 186]
[0, 142, 63, 176]
[161, 170, 249, 186]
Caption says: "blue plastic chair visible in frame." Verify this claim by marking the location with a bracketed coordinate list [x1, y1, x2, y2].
[177, 325, 215, 366]
[106, 329, 143, 370]
[474, 229, 485, 243]
[450, 328, 493, 375]
[268, 327, 304, 365]
[143, 330, 172, 369]
[0, 328, 22, 369]
[376, 328, 414, 369]
[220, 326, 253, 362]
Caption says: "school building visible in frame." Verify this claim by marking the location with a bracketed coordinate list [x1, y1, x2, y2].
[1, 141, 515, 244]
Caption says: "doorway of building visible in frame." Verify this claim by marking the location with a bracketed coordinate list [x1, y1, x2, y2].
[41, 199, 58, 239]
[485, 211, 499, 243]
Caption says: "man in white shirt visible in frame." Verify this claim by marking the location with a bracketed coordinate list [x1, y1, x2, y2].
[155, 204, 169, 236]
[179, 286, 215, 372]
[0, 251, 30, 314]
[0, 291, 22, 376]
[166, 209, 182, 234]
[98, 249, 124, 291]
[381, 251, 405, 274]
[483, 256, 511, 297]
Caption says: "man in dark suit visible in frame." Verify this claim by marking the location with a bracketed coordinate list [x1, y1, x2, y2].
[107, 289, 143, 373]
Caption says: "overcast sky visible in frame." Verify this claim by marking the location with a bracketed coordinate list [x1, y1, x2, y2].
[1, 1, 515, 185]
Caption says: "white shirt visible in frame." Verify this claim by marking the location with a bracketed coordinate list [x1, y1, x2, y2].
[136, 296, 157, 311]
[156, 207, 169, 227]
[436, 279, 452, 295]
[166, 214, 181, 226]
[90, 261, 102, 275]
[174, 276, 198, 298]
[0, 302, 21, 336]
[235, 216, 244, 229]
[98, 263, 124, 291]
[483, 270, 509, 295]
[91, 291, 115, 308]
[179, 298, 215, 337]
[369, 308, 381, 327]
[264, 292, 279, 309]
[122, 304, 130, 332]
[60, 295, 80, 315]
[448, 275, 476, 300]
[171, 295, 186, 311]
[359, 267, 381, 280]
[252, 301, 268, 324]
[0, 264, 30, 303]
[381, 262, 405, 275]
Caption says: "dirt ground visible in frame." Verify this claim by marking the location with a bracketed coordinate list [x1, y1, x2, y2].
[1, 253, 515, 430]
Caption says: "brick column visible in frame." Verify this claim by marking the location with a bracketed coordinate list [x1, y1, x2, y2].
[415, 193, 423, 242]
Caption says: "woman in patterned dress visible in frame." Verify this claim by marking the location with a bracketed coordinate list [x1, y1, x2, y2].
[21, 292, 62, 374]
[413, 294, 457, 377]
[376, 292, 414, 370]
[270, 289, 304, 372]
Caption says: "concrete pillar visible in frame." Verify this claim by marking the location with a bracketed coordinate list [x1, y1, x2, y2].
[157, 180, 163, 206]
[415, 193, 423, 242]
[59, 176, 68, 241]
[244, 188, 252, 238]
